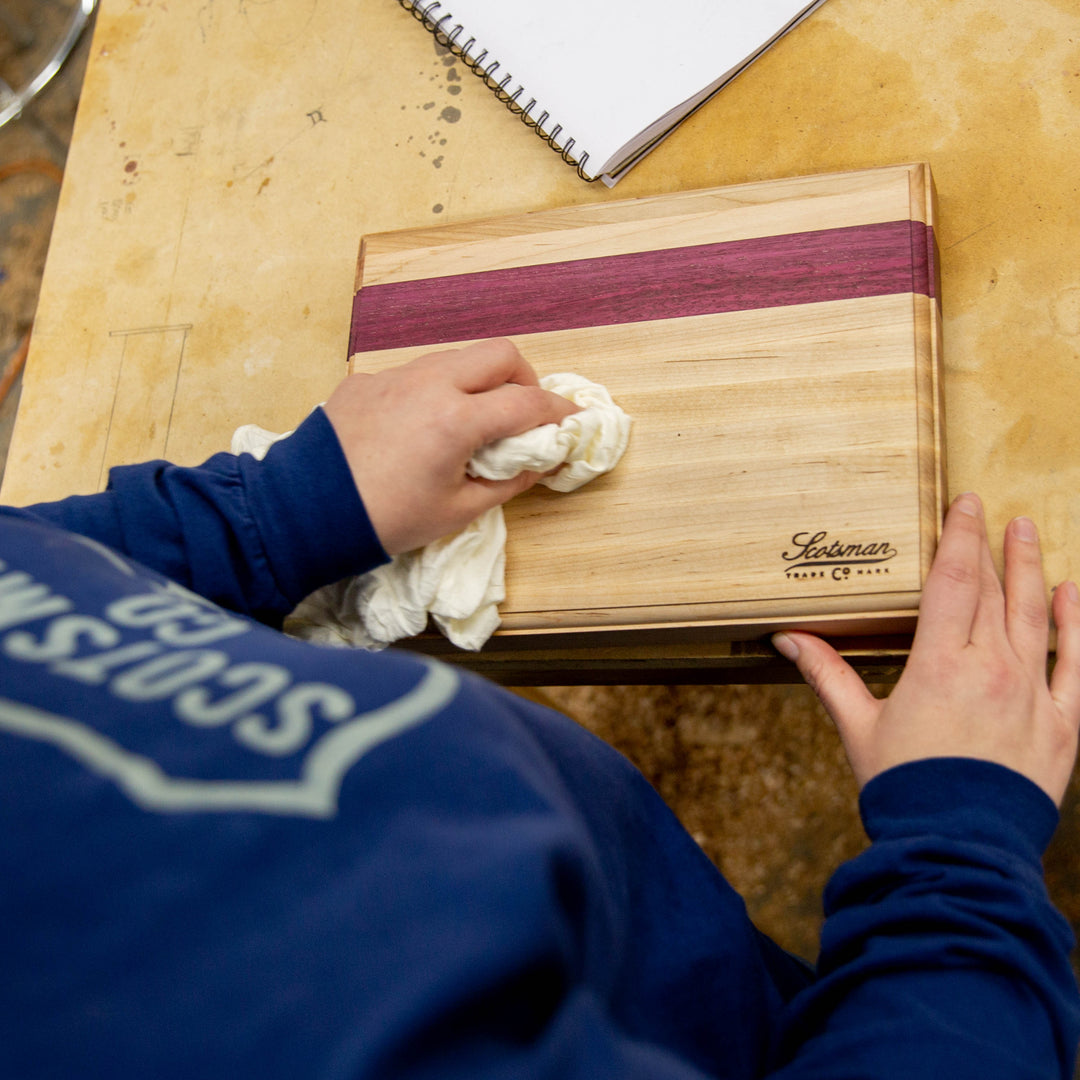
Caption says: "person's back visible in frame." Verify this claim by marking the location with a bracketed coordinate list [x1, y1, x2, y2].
[2, 340, 1078, 1077]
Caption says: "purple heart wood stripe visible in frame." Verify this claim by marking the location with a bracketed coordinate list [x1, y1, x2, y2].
[350, 220, 936, 355]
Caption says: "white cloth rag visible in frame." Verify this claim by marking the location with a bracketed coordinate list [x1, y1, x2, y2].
[231, 373, 631, 651]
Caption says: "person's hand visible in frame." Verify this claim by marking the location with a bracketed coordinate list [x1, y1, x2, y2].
[773, 493, 1080, 805]
[321, 339, 580, 555]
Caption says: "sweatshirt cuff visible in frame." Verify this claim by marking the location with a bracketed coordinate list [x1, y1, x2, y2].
[860, 757, 1060, 863]
[237, 406, 389, 607]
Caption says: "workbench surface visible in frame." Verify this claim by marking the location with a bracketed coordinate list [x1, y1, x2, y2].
[5, 0, 1077, 679]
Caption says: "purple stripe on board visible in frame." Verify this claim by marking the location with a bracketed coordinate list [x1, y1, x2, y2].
[350, 220, 937, 355]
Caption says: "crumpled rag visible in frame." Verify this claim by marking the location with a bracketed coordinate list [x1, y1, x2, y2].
[231, 372, 631, 651]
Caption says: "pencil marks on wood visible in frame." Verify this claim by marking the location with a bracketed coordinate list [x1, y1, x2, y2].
[98, 325, 193, 488]
[226, 106, 329, 190]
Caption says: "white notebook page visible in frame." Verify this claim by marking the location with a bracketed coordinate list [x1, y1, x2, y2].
[416, 0, 827, 179]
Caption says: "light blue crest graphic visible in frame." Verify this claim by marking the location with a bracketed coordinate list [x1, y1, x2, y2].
[0, 660, 459, 818]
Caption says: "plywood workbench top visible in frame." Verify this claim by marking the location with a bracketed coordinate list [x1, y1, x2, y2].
[3, 0, 1077, 671]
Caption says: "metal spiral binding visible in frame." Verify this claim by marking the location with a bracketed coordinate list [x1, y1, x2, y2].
[396, 0, 597, 182]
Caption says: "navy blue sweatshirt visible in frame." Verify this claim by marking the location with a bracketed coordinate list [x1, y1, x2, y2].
[1, 408, 1077, 1078]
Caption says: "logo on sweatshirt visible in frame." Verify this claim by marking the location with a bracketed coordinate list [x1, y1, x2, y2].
[0, 547, 460, 818]
[781, 530, 898, 582]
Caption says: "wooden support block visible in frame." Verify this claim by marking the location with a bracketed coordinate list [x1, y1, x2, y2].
[348, 163, 946, 653]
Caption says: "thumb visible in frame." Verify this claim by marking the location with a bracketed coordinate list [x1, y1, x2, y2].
[773, 632, 882, 740]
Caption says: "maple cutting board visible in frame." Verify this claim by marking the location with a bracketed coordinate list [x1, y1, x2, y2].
[347, 163, 945, 644]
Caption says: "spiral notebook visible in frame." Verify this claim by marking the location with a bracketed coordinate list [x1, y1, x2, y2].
[397, 0, 829, 185]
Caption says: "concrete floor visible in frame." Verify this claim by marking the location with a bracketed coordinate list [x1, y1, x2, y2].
[3, 0, 1079, 996]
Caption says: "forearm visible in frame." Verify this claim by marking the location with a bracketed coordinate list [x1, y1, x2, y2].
[770, 758, 1080, 1079]
[0, 408, 388, 622]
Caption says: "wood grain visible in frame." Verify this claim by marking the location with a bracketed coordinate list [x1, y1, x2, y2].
[350, 163, 945, 646]
[358, 164, 930, 286]
[351, 220, 934, 353]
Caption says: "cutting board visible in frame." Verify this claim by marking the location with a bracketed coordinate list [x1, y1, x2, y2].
[347, 163, 945, 645]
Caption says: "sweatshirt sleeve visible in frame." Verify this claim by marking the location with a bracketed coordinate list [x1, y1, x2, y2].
[769, 757, 1080, 1079]
[0, 407, 388, 623]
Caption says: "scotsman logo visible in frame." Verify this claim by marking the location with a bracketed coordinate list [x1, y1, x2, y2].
[781, 530, 898, 582]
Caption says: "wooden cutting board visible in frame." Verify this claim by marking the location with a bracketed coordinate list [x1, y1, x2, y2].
[347, 163, 945, 645]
